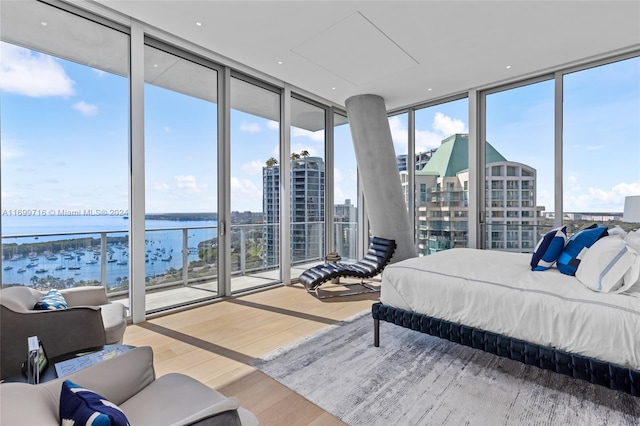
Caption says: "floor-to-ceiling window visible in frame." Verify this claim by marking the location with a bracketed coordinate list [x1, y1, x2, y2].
[1, 2, 130, 304]
[143, 43, 219, 312]
[230, 76, 281, 291]
[333, 113, 358, 262]
[563, 56, 640, 232]
[413, 98, 468, 255]
[484, 80, 554, 252]
[290, 97, 326, 278]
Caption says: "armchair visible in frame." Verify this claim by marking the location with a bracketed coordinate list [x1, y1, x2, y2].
[0, 346, 259, 425]
[0, 286, 127, 379]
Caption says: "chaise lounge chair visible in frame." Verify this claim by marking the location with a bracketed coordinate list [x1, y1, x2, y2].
[298, 236, 396, 298]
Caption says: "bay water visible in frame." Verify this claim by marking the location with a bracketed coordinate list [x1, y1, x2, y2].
[1, 215, 217, 287]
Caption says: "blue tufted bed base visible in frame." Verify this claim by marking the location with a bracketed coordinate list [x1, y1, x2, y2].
[372, 302, 640, 396]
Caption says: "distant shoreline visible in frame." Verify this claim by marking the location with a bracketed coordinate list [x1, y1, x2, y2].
[144, 213, 218, 221]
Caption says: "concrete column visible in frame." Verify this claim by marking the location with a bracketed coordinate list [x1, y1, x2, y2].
[345, 94, 416, 262]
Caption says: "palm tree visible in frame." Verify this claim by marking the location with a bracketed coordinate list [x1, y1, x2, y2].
[265, 157, 278, 167]
[300, 150, 310, 158]
[290, 152, 301, 160]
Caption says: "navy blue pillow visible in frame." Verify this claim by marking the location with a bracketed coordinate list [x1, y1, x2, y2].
[557, 224, 608, 276]
[531, 226, 567, 271]
[33, 290, 68, 310]
[60, 380, 129, 426]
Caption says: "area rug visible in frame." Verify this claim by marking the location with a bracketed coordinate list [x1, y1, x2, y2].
[252, 311, 640, 425]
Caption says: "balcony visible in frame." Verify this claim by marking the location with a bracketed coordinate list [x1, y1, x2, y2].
[1, 221, 358, 315]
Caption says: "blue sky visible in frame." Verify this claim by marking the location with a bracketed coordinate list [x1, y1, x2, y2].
[1, 42, 639, 216]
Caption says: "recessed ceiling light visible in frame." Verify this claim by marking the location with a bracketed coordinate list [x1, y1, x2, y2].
[41, 21, 47, 26]
[277, 61, 283, 65]
[195, 22, 202, 26]
[506, 65, 512, 69]
[153, 64, 158, 68]
[331, 87, 336, 90]
[428, 88, 432, 91]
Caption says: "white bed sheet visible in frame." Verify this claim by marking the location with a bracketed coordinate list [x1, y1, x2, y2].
[380, 248, 640, 370]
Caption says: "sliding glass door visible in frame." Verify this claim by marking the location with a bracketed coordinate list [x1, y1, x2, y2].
[143, 43, 219, 312]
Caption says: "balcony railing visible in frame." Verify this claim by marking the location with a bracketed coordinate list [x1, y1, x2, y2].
[2, 220, 359, 311]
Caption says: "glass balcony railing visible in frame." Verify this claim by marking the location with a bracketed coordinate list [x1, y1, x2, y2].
[2, 220, 359, 313]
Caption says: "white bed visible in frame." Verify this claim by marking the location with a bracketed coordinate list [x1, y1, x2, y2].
[380, 248, 640, 371]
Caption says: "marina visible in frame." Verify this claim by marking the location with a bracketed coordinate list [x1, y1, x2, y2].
[1, 215, 218, 288]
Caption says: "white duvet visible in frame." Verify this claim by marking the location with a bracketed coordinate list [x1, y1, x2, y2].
[380, 248, 640, 370]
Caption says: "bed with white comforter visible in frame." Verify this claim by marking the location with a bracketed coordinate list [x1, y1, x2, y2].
[374, 248, 640, 393]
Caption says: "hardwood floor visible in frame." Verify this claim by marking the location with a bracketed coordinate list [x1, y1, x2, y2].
[122, 281, 380, 425]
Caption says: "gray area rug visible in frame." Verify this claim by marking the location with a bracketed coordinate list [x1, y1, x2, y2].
[253, 311, 640, 425]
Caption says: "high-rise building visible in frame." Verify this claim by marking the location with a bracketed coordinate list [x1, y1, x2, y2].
[263, 156, 325, 267]
[396, 150, 437, 172]
[334, 199, 357, 261]
[262, 164, 280, 268]
[407, 134, 544, 255]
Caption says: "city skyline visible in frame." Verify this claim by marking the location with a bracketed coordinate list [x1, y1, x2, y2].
[1, 42, 639, 217]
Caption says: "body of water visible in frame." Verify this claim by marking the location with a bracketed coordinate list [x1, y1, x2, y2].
[1, 215, 218, 287]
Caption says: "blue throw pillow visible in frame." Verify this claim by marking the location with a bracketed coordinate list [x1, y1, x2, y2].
[33, 290, 68, 310]
[60, 380, 129, 426]
[531, 226, 567, 271]
[557, 224, 608, 276]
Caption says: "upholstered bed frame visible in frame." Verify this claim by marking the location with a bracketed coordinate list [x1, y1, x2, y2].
[372, 302, 640, 396]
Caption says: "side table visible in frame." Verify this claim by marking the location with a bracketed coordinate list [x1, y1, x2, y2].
[2, 344, 134, 384]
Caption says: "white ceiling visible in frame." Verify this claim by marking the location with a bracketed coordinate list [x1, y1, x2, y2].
[78, 1, 640, 110]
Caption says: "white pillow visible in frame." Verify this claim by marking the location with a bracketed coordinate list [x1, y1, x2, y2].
[624, 230, 640, 253]
[608, 226, 627, 239]
[575, 236, 639, 293]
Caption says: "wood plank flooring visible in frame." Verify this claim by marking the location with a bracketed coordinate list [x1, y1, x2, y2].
[122, 280, 380, 425]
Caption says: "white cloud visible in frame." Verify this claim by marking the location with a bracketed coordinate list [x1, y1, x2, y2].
[0, 43, 75, 97]
[292, 127, 325, 142]
[242, 159, 264, 175]
[564, 180, 640, 211]
[334, 167, 344, 184]
[388, 116, 408, 153]
[0, 139, 23, 164]
[230, 177, 262, 210]
[152, 182, 171, 191]
[291, 144, 317, 157]
[389, 112, 468, 153]
[163, 126, 171, 133]
[175, 175, 208, 195]
[415, 129, 447, 152]
[267, 120, 279, 131]
[432, 112, 466, 137]
[240, 121, 262, 133]
[586, 145, 605, 151]
[73, 101, 98, 116]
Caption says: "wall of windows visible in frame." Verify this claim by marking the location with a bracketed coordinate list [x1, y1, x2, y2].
[3, 0, 639, 321]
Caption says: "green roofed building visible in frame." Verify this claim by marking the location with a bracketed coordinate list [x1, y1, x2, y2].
[401, 134, 544, 255]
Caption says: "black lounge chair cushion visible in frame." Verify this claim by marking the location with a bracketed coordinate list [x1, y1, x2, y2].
[299, 237, 397, 291]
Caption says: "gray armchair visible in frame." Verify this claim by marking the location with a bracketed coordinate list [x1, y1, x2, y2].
[0, 286, 127, 379]
[0, 346, 259, 425]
